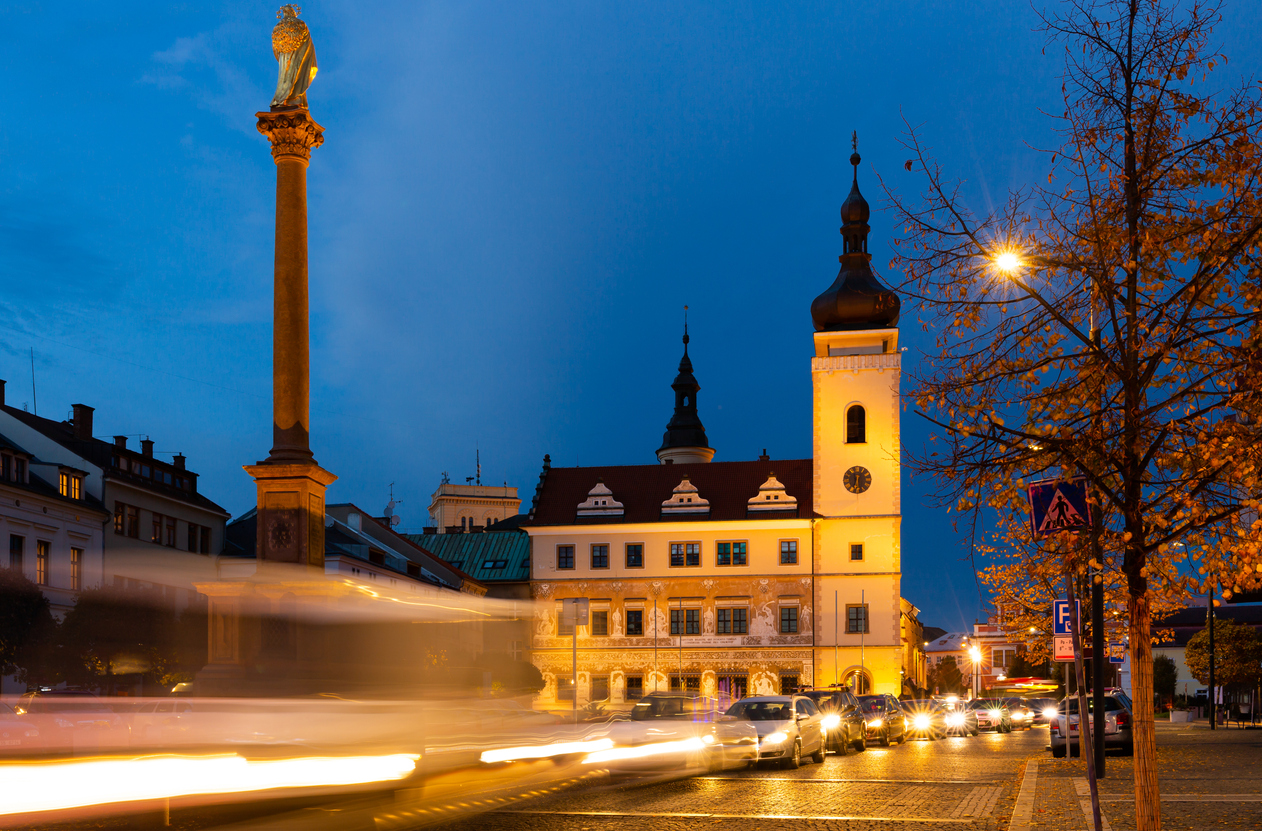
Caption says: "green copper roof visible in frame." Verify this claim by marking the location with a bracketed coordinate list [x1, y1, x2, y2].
[402, 531, 530, 582]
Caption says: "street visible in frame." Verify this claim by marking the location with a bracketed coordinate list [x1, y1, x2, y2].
[431, 729, 1039, 831]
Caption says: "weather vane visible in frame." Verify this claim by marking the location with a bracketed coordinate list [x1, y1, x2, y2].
[852, 131, 858, 154]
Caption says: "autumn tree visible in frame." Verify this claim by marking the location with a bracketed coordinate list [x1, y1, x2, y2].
[1152, 654, 1178, 704]
[886, 1, 1262, 828]
[929, 656, 966, 695]
[1185, 618, 1262, 687]
[0, 568, 57, 685]
[58, 587, 181, 691]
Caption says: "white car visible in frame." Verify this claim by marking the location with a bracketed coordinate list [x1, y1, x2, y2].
[725, 695, 825, 769]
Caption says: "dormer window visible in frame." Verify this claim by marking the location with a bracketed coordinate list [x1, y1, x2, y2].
[59, 471, 83, 500]
[577, 480, 624, 518]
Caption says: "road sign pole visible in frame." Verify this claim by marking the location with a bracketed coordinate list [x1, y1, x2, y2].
[1067, 573, 1103, 831]
[1093, 566, 1106, 777]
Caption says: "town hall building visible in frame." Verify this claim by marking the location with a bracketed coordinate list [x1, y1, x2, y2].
[524, 147, 925, 707]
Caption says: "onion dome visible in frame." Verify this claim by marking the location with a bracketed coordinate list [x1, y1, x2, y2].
[656, 310, 714, 464]
[810, 136, 901, 332]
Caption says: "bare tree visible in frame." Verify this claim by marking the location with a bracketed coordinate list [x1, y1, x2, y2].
[885, 2, 1262, 827]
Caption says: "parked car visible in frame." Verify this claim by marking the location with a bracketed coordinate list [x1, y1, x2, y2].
[1003, 698, 1035, 730]
[14, 690, 129, 751]
[1027, 697, 1059, 725]
[0, 702, 40, 752]
[900, 700, 947, 740]
[1049, 695, 1133, 757]
[939, 700, 979, 736]
[968, 699, 1013, 733]
[725, 695, 825, 769]
[799, 688, 866, 755]
[857, 694, 906, 746]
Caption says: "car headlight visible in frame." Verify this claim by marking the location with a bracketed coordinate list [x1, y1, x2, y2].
[867, 718, 883, 729]
[764, 731, 788, 745]
[1014, 711, 1028, 720]
[913, 714, 931, 729]
[988, 709, 1002, 719]
[946, 713, 963, 726]
[1043, 707, 1057, 720]
[821, 713, 841, 730]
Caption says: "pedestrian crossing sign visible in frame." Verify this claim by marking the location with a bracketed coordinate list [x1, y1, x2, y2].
[1027, 477, 1092, 539]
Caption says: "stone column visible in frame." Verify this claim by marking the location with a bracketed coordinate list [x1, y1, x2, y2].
[247, 108, 336, 569]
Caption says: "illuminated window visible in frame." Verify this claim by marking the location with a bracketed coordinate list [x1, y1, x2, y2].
[36, 540, 50, 586]
[780, 540, 798, 565]
[151, 513, 163, 544]
[847, 405, 866, 443]
[58, 472, 82, 500]
[70, 547, 83, 590]
[993, 647, 1016, 669]
[114, 504, 125, 534]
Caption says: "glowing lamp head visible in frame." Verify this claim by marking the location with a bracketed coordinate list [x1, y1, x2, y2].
[994, 250, 1021, 273]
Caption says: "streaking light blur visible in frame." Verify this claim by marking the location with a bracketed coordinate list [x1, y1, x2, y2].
[480, 739, 614, 764]
[582, 737, 705, 764]
[0, 753, 419, 816]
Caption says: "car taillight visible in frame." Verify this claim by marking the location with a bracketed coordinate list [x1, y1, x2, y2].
[1115, 711, 1130, 728]
[1050, 718, 1059, 731]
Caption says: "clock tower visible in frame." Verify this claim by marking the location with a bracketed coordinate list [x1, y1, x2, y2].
[810, 138, 905, 694]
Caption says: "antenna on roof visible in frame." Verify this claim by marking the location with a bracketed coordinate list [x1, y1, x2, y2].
[384, 483, 402, 526]
[476, 446, 481, 486]
[30, 348, 37, 416]
[441, 470, 450, 485]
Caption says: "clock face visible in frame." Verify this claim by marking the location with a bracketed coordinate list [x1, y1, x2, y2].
[844, 466, 872, 494]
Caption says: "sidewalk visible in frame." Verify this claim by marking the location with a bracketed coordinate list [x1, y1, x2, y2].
[1009, 725, 1262, 831]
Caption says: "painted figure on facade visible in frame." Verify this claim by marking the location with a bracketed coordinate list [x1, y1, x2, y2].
[271, 5, 318, 109]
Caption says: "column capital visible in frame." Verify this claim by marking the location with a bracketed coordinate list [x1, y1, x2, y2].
[256, 108, 325, 164]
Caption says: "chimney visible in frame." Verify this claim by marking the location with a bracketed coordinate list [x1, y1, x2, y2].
[0, 379, 5, 407]
[114, 436, 127, 451]
[72, 404, 94, 441]
[141, 439, 154, 458]
[173, 454, 186, 470]
[348, 512, 362, 532]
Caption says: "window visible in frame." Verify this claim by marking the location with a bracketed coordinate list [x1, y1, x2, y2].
[716, 674, 748, 699]
[850, 543, 864, 561]
[993, 647, 1016, 670]
[36, 540, 49, 586]
[114, 504, 125, 534]
[127, 505, 140, 539]
[797, 698, 820, 717]
[9, 535, 23, 572]
[59, 471, 82, 500]
[151, 513, 163, 544]
[780, 606, 798, 634]
[847, 404, 866, 443]
[15, 458, 26, 483]
[847, 604, 870, 634]
[780, 540, 798, 565]
[70, 547, 82, 590]
[717, 607, 748, 634]
[625, 675, 644, 701]
[558, 678, 575, 701]
[590, 676, 609, 702]
[671, 608, 700, 635]
[591, 544, 609, 569]
[508, 640, 523, 661]
[670, 542, 700, 567]
[557, 545, 575, 570]
[0, 453, 9, 481]
[780, 675, 800, 695]
[717, 541, 748, 567]
[670, 674, 701, 692]
[198, 525, 211, 554]
[558, 610, 574, 636]
[625, 543, 643, 568]
[626, 609, 644, 636]
[591, 610, 608, 636]
[165, 516, 178, 547]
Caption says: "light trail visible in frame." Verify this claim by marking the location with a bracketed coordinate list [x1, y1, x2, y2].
[581, 737, 705, 765]
[0, 752, 419, 816]
[480, 739, 614, 764]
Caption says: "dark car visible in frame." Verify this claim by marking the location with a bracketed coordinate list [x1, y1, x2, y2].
[800, 688, 866, 755]
[901, 699, 947, 740]
[968, 699, 1013, 733]
[15, 690, 129, 751]
[857, 694, 906, 746]
[629, 692, 728, 722]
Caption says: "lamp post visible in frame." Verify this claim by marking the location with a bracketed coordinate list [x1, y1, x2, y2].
[969, 646, 983, 699]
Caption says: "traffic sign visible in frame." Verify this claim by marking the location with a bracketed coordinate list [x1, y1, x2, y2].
[1053, 636, 1074, 662]
[1054, 599, 1079, 635]
[1109, 643, 1125, 664]
[1027, 477, 1092, 539]
[560, 597, 590, 626]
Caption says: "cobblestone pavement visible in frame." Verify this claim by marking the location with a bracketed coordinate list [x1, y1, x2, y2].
[1024, 724, 1262, 831]
[430, 728, 1046, 831]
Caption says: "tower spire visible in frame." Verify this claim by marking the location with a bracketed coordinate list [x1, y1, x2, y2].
[656, 307, 714, 464]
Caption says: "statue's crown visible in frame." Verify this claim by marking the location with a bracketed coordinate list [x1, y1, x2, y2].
[272, 5, 308, 56]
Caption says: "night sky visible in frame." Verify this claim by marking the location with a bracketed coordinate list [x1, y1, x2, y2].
[3, 1, 1259, 632]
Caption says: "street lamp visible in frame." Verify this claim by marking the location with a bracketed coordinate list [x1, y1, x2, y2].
[994, 250, 1022, 274]
[969, 646, 983, 699]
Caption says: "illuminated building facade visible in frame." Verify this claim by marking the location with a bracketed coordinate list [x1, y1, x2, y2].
[526, 145, 923, 706]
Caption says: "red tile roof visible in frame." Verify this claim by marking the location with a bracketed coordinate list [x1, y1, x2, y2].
[528, 459, 814, 526]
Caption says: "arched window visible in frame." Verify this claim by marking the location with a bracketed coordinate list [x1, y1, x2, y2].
[846, 405, 866, 444]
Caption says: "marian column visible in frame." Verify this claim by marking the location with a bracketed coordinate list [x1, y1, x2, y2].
[245, 4, 336, 569]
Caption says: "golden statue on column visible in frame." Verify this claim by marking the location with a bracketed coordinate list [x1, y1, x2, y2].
[271, 5, 318, 109]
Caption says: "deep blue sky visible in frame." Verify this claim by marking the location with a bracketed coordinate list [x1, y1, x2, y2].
[3, 1, 1259, 632]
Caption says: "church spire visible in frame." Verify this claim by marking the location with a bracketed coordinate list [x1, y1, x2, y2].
[656, 306, 715, 464]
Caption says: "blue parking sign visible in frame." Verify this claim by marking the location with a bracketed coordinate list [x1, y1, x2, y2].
[1054, 600, 1078, 636]
[1109, 643, 1125, 664]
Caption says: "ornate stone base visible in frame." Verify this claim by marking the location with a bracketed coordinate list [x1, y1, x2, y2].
[245, 461, 337, 568]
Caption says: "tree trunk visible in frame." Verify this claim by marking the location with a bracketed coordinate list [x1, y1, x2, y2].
[1129, 587, 1160, 831]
